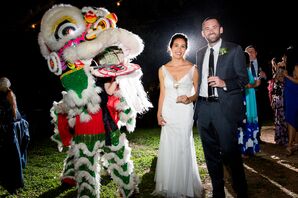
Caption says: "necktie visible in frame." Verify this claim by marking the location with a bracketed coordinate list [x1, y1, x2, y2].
[251, 61, 256, 77]
[208, 48, 215, 97]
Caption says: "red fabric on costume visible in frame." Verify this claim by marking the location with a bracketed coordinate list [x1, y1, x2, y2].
[75, 111, 105, 135]
[107, 95, 120, 123]
[58, 114, 72, 147]
[62, 178, 76, 187]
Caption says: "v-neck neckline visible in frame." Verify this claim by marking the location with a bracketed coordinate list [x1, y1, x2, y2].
[163, 65, 193, 82]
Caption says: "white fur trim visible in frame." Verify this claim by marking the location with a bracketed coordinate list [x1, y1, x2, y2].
[82, 7, 109, 17]
[116, 70, 152, 114]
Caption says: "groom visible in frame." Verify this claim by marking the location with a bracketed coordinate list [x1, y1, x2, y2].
[194, 17, 249, 198]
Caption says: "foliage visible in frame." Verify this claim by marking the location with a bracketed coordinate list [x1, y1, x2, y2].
[0, 128, 206, 198]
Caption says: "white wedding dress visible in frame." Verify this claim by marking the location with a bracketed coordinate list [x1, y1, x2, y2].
[153, 65, 203, 198]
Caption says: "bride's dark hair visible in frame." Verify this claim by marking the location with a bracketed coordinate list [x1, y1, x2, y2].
[167, 33, 189, 57]
[168, 33, 188, 49]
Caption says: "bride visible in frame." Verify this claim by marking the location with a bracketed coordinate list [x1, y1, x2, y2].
[153, 33, 203, 197]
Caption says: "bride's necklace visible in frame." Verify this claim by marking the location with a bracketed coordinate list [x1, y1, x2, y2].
[173, 78, 179, 89]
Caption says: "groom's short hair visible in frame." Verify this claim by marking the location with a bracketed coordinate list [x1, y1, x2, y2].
[202, 16, 221, 28]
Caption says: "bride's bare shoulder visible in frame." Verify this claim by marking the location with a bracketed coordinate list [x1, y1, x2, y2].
[185, 60, 194, 67]
[164, 62, 172, 68]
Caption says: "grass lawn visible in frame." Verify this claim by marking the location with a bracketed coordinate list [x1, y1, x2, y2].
[0, 127, 207, 198]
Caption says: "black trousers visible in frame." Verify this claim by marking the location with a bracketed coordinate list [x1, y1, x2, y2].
[196, 101, 248, 198]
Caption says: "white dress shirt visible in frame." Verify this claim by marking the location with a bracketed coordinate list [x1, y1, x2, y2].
[199, 39, 222, 97]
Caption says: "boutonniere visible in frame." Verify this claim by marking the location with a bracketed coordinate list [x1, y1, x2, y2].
[219, 48, 228, 56]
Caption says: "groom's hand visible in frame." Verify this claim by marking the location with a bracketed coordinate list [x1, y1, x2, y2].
[208, 76, 226, 88]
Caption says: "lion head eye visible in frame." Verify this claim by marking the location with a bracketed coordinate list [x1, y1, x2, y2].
[54, 21, 77, 40]
[98, 20, 107, 30]
[92, 18, 111, 31]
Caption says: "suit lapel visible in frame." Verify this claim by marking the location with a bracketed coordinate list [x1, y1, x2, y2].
[196, 47, 207, 85]
[216, 41, 227, 75]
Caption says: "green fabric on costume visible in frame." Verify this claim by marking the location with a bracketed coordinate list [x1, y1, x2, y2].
[61, 69, 88, 98]
[73, 134, 105, 150]
[113, 168, 130, 184]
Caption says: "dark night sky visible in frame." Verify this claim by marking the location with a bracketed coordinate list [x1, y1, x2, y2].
[1, 0, 297, 134]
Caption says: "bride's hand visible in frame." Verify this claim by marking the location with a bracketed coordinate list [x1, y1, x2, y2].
[177, 95, 190, 104]
[157, 115, 166, 126]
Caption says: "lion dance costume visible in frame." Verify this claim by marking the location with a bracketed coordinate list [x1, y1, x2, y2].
[38, 4, 152, 198]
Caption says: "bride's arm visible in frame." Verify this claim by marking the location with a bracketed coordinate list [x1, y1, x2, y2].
[157, 68, 166, 126]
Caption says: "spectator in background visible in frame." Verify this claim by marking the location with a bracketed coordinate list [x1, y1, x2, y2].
[245, 45, 272, 144]
[237, 52, 260, 157]
[0, 77, 30, 195]
[283, 46, 298, 156]
[269, 55, 288, 146]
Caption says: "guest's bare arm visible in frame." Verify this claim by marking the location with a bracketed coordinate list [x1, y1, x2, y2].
[7, 89, 17, 119]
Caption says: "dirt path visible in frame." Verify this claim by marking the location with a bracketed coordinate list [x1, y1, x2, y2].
[203, 125, 298, 198]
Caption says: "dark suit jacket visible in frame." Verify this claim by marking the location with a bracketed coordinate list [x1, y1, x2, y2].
[194, 40, 249, 123]
[255, 58, 273, 122]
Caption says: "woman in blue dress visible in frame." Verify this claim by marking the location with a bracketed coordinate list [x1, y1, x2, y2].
[237, 52, 260, 156]
[283, 63, 298, 155]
